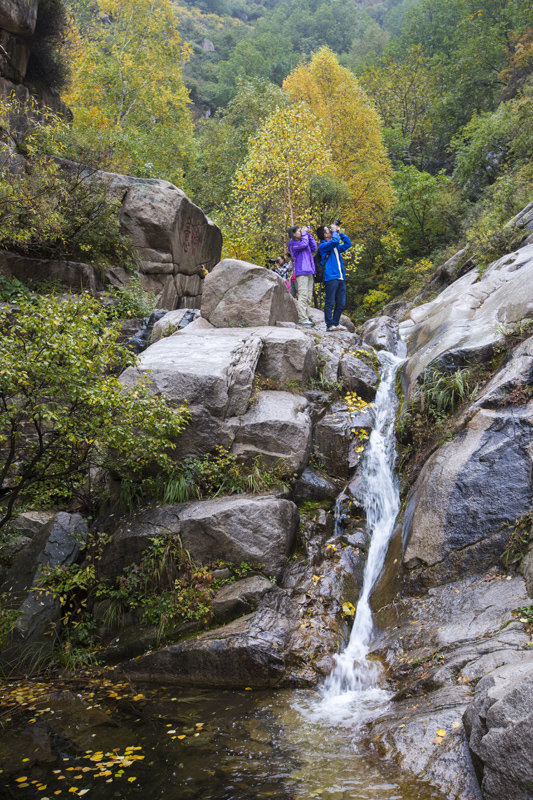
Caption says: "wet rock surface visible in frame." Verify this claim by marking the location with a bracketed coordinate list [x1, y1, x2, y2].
[463, 660, 533, 800]
[118, 590, 301, 687]
[368, 573, 533, 800]
[402, 405, 533, 591]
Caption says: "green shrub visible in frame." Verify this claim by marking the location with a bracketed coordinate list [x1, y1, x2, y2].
[0, 295, 190, 527]
[109, 274, 156, 319]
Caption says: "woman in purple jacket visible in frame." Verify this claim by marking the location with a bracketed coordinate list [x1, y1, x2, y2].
[288, 225, 317, 327]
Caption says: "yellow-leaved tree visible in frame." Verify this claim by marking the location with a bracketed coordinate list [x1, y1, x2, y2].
[283, 48, 394, 238]
[226, 103, 335, 263]
[65, 0, 194, 185]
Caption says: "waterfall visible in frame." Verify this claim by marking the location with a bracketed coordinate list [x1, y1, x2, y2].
[312, 349, 404, 725]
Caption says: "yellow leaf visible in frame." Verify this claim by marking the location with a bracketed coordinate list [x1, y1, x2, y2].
[436, 729, 446, 737]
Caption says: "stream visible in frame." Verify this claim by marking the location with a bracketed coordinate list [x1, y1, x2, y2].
[1, 349, 445, 799]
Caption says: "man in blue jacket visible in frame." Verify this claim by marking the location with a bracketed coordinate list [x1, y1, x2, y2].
[316, 224, 352, 331]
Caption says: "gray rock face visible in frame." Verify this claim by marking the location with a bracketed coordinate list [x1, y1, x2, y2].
[120, 329, 262, 417]
[359, 315, 400, 354]
[0, 513, 88, 669]
[230, 390, 311, 474]
[100, 173, 222, 309]
[0, 251, 101, 292]
[399, 241, 533, 398]
[212, 575, 274, 620]
[463, 661, 533, 800]
[402, 405, 533, 590]
[291, 467, 338, 503]
[201, 259, 298, 327]
[256, 327, 318, 384]
[117, 591, 300, 687]
[338, 352, 378, 399]
[313, 402, 374, 478]
[99, 496, 298, 581]
[0, 0, 38, 36]
[370, 574, 532, 800]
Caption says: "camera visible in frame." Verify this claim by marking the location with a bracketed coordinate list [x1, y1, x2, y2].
[331, 218, 342, 227]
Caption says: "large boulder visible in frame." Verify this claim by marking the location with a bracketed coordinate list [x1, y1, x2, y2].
[399, 240, 533, 398]
[0, 250, 101, 292]
[117, 591, 300, 687]
[313, 401, 374, 478]
[0, 513, 88, 669]
[211, 575, 274, 620]
[402, 404, 533, 590]
[360, 315, 401, 355]
[463, 661, 533, 800]
[201, 259, 298, 327]
[99, 496, 299, 581]
[120, 329, 262, 417]
[256, 327, 317, 384]
[100, 173, 222, 309]
[229, 390, 312, 473]
[338, 352, 379, 399]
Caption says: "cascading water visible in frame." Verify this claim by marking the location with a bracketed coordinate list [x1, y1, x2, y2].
[305, 348, 405, 726]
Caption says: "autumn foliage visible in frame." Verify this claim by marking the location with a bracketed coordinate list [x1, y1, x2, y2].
[283, 48, 394, 239]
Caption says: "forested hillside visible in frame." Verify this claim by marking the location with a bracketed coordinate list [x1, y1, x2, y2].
[1, 0, 532, 317]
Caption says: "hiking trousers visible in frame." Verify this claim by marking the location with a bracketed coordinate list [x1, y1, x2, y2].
[324, 278, 346, 328]
[296, 274, 314, 323]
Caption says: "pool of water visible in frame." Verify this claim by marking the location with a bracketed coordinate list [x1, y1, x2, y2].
[1, 680, 444, 800]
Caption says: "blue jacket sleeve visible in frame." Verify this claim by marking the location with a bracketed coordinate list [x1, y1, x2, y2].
[338, 232, 352, 253]
[318, 232, 340, 257]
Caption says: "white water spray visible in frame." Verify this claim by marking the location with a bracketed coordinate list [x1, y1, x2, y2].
[315, 349, 404, 724]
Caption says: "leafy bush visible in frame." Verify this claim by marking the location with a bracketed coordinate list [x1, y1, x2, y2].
[464, 163, 533, 268]
[40, 532, 215, 657]
[109, 275, 156, 319]
[0, 295, 190, 527]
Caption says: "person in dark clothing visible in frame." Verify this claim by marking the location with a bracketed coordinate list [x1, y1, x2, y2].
[316, 224, 352, 331]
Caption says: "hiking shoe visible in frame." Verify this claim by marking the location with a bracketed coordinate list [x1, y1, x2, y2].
[299, 320, 314, 327]
[335, 324, 346, 331]
[327, 325, 339, 331]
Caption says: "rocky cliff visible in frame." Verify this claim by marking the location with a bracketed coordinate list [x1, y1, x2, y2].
[0, 0, 68, 122]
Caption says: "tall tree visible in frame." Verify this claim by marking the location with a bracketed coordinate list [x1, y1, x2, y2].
[283, 48, 395, 239]
[360, 46, 438, 168]
[185, 78, 287, 214]
[227, 103, 334, 263]
[65, 0, 194, 185]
